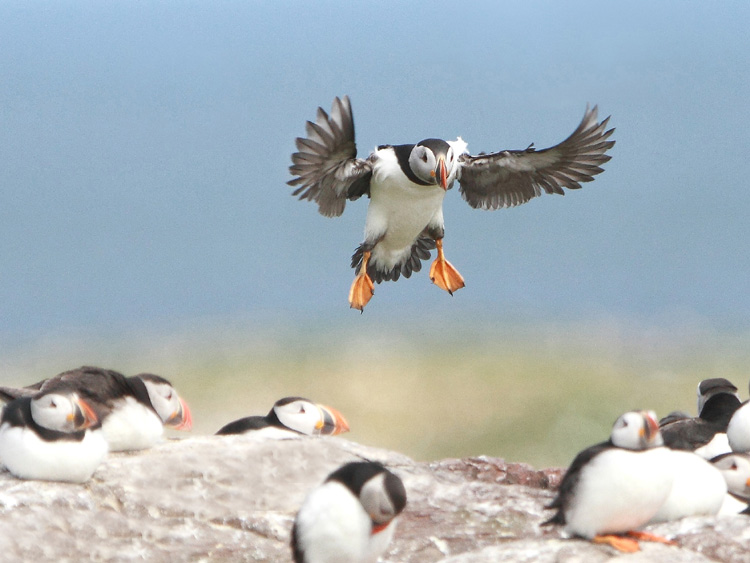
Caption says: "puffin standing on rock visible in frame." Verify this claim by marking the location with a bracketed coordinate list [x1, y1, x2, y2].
[215, 397, 350, 437]
[0, 388, 107, 482]
[0, 366, 192, 452]
[544, 410, 675, 552]
[288, 96, 615, 311]
[292, 461, 407, 563]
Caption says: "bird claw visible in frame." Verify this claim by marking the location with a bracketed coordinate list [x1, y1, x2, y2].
[429, 257, 465, 295]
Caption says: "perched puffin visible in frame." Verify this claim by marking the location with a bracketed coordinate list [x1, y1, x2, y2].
[0, 366, 192, 452]
[291, 461, 406, 563]
[648, 449, 726, 523]
[0, 388, 107, 482]
[660, 377, 741, 459]
[544, 410, 675, 552]
[712, 452, 750, 515]
[215, 397, 350, 437]
[726, 381, 750, 453]
[288, 96, 615, 310]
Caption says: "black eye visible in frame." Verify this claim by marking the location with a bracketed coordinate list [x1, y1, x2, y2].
[420, 154, 428, 163]
[50, 400, 57, 408]
[731, 462, 738, 470]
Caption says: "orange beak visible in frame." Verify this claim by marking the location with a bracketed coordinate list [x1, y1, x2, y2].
[75, 398, 99, 429]
[436, 157, 448, 190]
[167, 398, 193, 431]
[317, 404, 350, 435]
[642, 411, 660, 442]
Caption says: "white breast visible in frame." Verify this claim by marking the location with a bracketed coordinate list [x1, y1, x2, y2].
[0, 422, 108, 483]
[728, 403, 750, 452]
[694, 432, 731, 459]
[294, 481, 373, 563]
[565, 447, 673, 539]
[366, 149, 446, 272]
[649, 450, 726, 522]
[102, 397, 164, 451]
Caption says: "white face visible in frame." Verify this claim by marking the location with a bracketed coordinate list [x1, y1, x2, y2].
[713, 454, 750, 499]
[408, 143, 456, 185]
[359, 473, 398, 525]
[274, 399, 326, 435]
[610, 410, 663, 450]
[143, 381, 183, 425]
[30, 392, 85, 433]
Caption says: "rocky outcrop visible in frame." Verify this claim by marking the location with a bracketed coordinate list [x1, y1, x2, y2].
[0, 436, 747, 562]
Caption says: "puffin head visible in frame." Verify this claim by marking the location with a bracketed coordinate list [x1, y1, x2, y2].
[273, 397, 350, 436]
[139, 375, 193, 431]
[408, 138, 455, 190]
[610, 410, 663, 450]
[30, 390, 99, 433]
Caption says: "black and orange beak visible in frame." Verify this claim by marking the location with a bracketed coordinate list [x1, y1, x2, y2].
[72, 398, 99, 429]
[639, 411, 660, 443]
[167, 398, 193, 431]
[315, 404, 351, 435]
[435, 157, 448, 190]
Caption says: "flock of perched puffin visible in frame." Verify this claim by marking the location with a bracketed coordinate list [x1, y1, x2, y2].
[0, 365, 403, 562]
[545, 377, 750, 553]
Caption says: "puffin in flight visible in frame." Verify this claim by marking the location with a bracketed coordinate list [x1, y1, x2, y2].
[544, 410, 675, 552]
[215, 396, 350, 437]
[288, 96, 615, 310]
[0, 366, 192, 452]
[291, 461, 407, 563]
[0, 387, 107, 482]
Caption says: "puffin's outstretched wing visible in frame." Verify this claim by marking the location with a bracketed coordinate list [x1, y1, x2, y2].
[457, 106, 615, 210]
[288, 95, 373, 217]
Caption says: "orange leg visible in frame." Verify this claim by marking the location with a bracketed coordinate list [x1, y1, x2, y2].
[429, 239, 465, 295]
[627, 530, 677, 546]
[348, 251, 375, 311]
[592, 534, 640, 553]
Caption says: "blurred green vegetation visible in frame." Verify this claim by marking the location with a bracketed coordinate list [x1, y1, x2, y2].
[3, 317, 749, 468]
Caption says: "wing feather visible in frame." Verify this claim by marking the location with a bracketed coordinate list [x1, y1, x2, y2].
[287, 96, 372, 217]
[457, 106, 615, 210]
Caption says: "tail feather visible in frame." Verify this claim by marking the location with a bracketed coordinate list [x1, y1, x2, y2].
[351, 236, 436, 283]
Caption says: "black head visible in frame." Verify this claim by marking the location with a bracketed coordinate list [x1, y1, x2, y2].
[327, 461, 407, 523]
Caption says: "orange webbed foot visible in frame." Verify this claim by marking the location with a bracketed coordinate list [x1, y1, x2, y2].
[349, 250, 374, 311]
[429, 239, 465, 295]
[592, 534, 641, 553]
[627, 530, 677, 546]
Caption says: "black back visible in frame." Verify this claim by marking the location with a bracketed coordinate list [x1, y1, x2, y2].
[1, 396, 89, 442]
[215, 414, 275, 435]
[543, 441, 613, 526]
[660, 418, 723, 451]
[700, 393, 742, 428]
[215, 397, 308, 435]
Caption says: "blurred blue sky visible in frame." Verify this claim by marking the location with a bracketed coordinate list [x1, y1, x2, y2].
[1, 1, 749, 344]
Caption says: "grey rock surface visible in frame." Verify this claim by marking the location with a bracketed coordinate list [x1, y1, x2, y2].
[0, 435, 747, 562]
